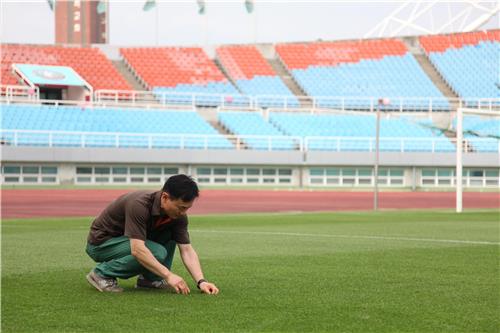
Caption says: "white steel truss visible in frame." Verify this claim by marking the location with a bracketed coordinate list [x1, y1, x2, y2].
[365, 1, 500, 39]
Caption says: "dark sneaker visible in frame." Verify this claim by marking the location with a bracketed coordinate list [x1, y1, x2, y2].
[135, 275, 173, 291]
[86, 270, 123, 293]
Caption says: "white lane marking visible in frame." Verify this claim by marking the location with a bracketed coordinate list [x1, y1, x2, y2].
[190, 229, 500, 246]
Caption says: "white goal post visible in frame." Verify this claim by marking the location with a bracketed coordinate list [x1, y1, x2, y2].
[455, 107, 499, 213]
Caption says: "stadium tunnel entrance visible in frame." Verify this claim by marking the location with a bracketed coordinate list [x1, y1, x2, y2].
[12, 63, 93, 102]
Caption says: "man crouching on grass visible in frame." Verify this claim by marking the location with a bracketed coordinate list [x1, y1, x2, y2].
[85, 174, 219, 295]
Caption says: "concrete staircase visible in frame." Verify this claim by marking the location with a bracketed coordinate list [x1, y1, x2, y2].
[267, 58, 313, 108]
[111, 60, 146, 91]
[402, 38, 460, 111]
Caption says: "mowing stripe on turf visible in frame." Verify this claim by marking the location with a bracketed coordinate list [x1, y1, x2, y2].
[191, 230, 500, 245]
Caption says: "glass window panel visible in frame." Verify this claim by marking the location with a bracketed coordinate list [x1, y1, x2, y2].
[147, 177, 161, 183]
[390, 169, 404, 177]
[326, 168, 339, 176]
[438, 179, 451, 185]
[378, 179, 388, 185]
[358, 169, 372, 176]
[214, 178, 226, 183]
[358, 179, 372, 185]
[326, 178, 339, 184]
[214, 168, 228, 175]
[437, 169, 452, 177]
[422, 179, 435, 185]
[278, 169, 292, 176]
[4, 176, 20, 182]
[41, 166, 57, 174]
[485, 170, 499, 177]
[279, 178, 291, 183]
[246, 169, 260, 175]
[390, 179, 403, 185]
[230, 178, 243, 183]
[94, 167, 110, 175]
[378, 169, 388, 176]
[486, 179, 499, 186]
[230, 168, 244, 175]
[310, 178, 324, 184]
[310, 168, 324, 176]
[112, 167, 128, 175]
[113, 177, 127, 183]
[22, 166, 39, 174]
[263, 178, 275, 183]
[130, 167, 145, 175]
[147, 167, 162, 175]
[197, 178, 210, 183]
[130, 177, 144, 182]
[247, 178, 259, 183]
[342, 178, 355, 185]
[23, 176, 38, 182]
[3, 166, 20, 174]
[470, 170, 484, 177]
[263, 169, 276, 176]
[164, 167, 179, 174]
[3, 165, 21, 174]
[41, 176, 57, 183]
[76, 177, 91, 182]
[470, 179, 483, 186]
[76, 167, 92, 175]
[421, 169, 435, 177]
[342, 169, 355, 176]
[95, 177, 110, 183]
[197, 168, 211, 175]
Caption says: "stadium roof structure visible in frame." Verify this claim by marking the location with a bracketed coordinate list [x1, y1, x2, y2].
[365, 0, 500, 38]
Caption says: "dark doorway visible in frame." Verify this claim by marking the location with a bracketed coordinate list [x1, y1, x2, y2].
[40, 87, 63, 101]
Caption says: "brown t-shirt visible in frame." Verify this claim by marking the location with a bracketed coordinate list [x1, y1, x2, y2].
[87, 190, 190, 245]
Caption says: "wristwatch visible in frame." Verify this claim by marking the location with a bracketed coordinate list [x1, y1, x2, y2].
[197, 279, 207, 289]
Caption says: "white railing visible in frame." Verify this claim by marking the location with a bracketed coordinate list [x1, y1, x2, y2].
[2, 129, 498, 153]
[93, 89, 500, 112]
[0, 85, 39, 101]
[2, 86, 499, 113]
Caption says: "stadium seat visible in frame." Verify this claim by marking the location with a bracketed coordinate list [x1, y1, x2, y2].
[0, 104, 233, 150]
[419, 30, 500, 104]
[0, 44, 131, 91]
[121, 47, 247, 107]
[275, 39, 450, 111]
[216, 45, 299, 108]
[269, 112, 455, 152]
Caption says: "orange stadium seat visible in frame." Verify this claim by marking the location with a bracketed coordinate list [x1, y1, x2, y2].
[0, 44, 131, 91]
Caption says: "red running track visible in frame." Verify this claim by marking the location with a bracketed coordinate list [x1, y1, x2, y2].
[1, 189, 499, 219]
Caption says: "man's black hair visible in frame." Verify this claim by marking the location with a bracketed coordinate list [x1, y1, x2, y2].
[162, 174, 199, 202]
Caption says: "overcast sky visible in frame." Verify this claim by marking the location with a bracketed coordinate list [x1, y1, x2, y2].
[1, 1, 499, 46]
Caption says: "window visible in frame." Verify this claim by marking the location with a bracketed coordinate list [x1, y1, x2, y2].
[112, 167, 128, 175]
[76, 167, 92, 175]
[214, 168, 228, 175]
[278, 169, 292, 176]
[22, 166, 39, 174]
[130, 167, 145, 175]
[197, 168, 211, 175]
[310, 168, 324, 176]
[262, 169, 276, 176]
[95, 167, 110, 175]
[230, 168, 244, 175]
[326, 168, 339, 176]
[164, 167, 179, 175]
[3, 166, 21, 174]
[247, 169, 260, 175]
[41, 166, 57, 174]
[147, 167, 162, 175]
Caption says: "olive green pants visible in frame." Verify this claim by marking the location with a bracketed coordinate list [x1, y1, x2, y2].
[86, 236, 176, 281]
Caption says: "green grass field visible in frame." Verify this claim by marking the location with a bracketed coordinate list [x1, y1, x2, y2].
[2, 211, 499, 332]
